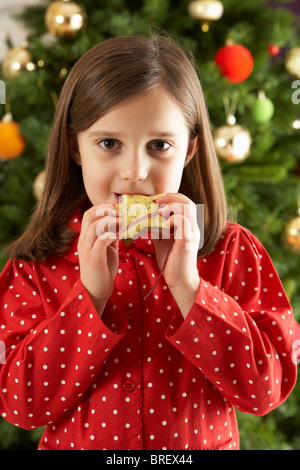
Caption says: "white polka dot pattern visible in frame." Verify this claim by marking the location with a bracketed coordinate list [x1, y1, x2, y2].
[0, 213, 296, 450]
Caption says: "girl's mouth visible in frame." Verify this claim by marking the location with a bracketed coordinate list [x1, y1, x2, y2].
[115, 193, 152, 202]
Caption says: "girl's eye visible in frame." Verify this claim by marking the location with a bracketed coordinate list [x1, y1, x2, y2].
[98, 139, 121, 151]
[149, 140, 172, 152]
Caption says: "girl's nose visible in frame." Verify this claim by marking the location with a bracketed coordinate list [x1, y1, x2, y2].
[119, 151, 148, 182]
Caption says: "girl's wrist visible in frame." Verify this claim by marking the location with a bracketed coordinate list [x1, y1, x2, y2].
[169, 275, 200, 320]
[86, 291, 108, 317]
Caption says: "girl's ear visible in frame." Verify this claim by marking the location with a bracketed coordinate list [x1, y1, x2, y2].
[68, 131, 81, 166]
[184, 136, 199, 167]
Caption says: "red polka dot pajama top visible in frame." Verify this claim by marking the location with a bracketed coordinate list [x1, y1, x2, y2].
[0, 213, 297, 450]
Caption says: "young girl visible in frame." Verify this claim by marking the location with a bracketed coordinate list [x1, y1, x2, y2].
[0, 35, 297, 451]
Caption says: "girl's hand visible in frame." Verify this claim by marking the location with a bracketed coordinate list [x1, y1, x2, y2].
[78, 204, 120, 316]
[153, 193, 201, 317]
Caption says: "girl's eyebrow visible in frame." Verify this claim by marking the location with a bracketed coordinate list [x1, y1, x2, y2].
[88, 130, 121, 139]
[88, 130, 180, 139]
[148, 131, 179, 138]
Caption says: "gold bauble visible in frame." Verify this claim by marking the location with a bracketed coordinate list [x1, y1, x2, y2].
[33, 170, 46, 200]
[284, 215, 300, 254]
[285, 46, 300, 78]
[213, 121, 252, 163]
[188, 0, 224, 32]
[1, 46, 33, 78]
[45, 0, 86, 37]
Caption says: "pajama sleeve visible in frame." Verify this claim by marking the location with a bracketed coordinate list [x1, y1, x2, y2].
[166, 225, 297, 415]
[0, 259, 126, 430]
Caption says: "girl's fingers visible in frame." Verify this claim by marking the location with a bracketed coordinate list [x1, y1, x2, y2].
[159, 201, 197, 232]
[155, 193, 190, 205]
[94, 232, 119, 255]
[80, 215, 119, 251]
[96, 204, 117, 217]
[165, 214, 193, 241]
[159, 201, 193, 217]
[81, 204, 117, 237]
[96, 215, 120, 239]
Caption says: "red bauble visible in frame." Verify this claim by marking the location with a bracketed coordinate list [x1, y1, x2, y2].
[268, 44, 280, 56]
[214, 44, 254, 83]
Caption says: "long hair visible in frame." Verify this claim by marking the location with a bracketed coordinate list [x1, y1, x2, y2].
[6, 34, 227, 261]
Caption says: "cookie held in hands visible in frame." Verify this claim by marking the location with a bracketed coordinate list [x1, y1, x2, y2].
[116, 194, 170, 243]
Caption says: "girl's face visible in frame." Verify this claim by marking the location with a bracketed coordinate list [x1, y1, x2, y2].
[72, 87, 198, 205]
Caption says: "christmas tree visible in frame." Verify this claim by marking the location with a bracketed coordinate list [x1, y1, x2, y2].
[0, 0, 299, 450]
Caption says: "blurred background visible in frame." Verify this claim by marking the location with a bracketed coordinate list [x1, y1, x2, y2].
[0, 0, 300, 450]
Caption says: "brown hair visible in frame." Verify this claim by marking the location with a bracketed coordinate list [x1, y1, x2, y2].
[6, 34, 227, 261]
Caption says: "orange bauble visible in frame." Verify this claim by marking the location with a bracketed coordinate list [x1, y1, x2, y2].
[0, 114, 25, 159]
[214, 43, 254, 83]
